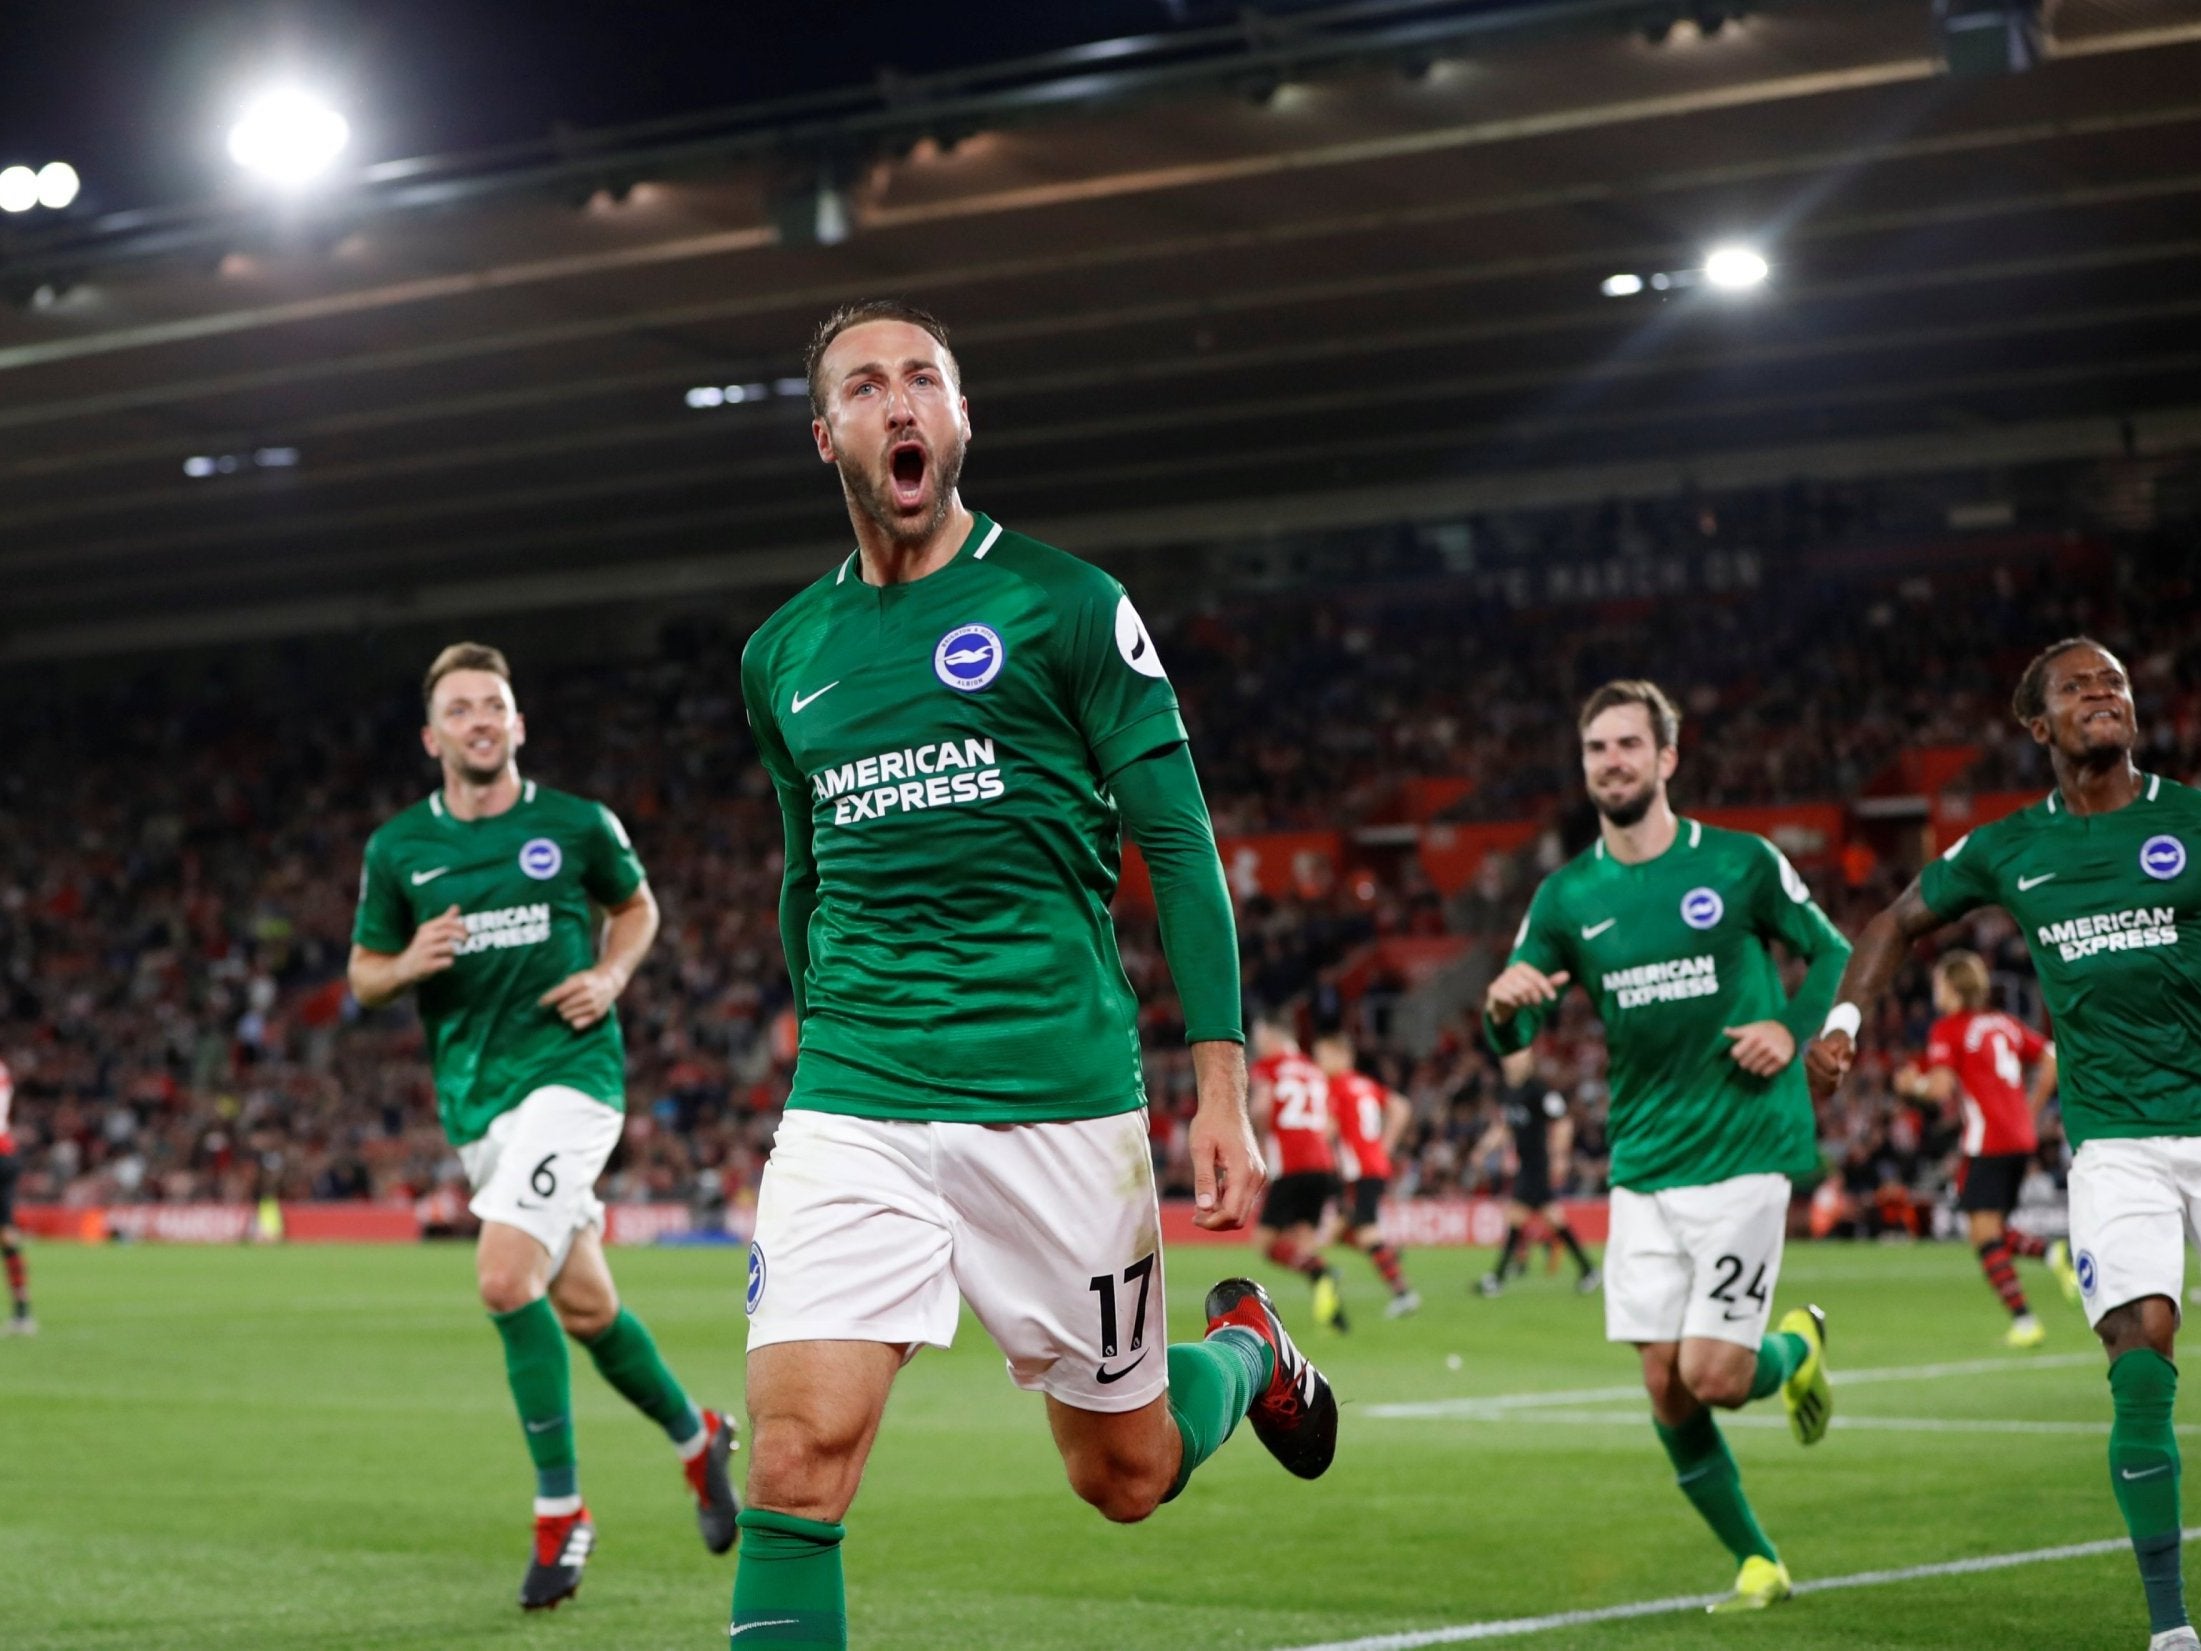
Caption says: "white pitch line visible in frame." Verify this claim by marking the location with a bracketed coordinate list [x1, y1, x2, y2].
[1272, 1529, 2195, 1650]
[1365, 1352, 2100, 1420]
[1403, 1407, 2127, 1437]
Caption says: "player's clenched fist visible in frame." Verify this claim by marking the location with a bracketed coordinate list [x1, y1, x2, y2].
[1483, 962, 1570, 1024]
[398, 904, 467, 986]
[1722, 1020, 1796, 1079]
[540, 968, 622, 1030]
[1803, 1029, 1854, 1101]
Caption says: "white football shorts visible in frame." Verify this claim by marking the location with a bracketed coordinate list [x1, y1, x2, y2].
[458, 1084, 624, 1275]
[745, 1108, 1169, 1413]
[2067, 1136, 2201, 1328]
[1604, 1172, 1792, 1348]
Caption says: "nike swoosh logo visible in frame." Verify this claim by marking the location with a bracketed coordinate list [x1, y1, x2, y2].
[524, 1415, 569, 1434]
[2017, 872, 2056, 891]
[790, 682, 840, 713]
[1581, 919, 1616, 939]
[2122, 1464, 2171, 1481]
[731, 1621, 803, 1638]
[410, 867, 450, 885]
[1094, 1351, 1150, 1385]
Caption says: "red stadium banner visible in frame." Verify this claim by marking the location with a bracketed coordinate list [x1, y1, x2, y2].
[1694, 804, 1846, 867]
[1416, 821, 1539, 895]
[18, 1202, 422, 1243]
[1397, 776, 1474, 822]
[1931, 788, 2040, 846]
[604, 1203, 695, 1246]
[1159, 1197, 1610, 1248]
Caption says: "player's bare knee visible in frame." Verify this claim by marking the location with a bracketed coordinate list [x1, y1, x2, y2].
[1064, 1449, 1169, 1524]
[2097, 1296, 2177, 1359]
[746, 1415, 865, 1520]
[1689, 1366, 1753, 1409]
[476, 1265, 540, 1316]
[554, 1296, 617, 1340]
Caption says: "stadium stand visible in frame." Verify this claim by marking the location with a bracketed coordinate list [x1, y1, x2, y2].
[1, 505, 2195, 1231]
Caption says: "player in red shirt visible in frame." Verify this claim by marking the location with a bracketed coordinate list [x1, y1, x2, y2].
[1249, 1020, 1347, 1331]
[1896, 950, 2067, 1348]
[1314, 1034, 1419, 1318]
[0, 1060, 31, 1336]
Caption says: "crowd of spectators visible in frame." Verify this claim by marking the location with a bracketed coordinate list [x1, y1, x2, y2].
[2, 500, 2196, 1235]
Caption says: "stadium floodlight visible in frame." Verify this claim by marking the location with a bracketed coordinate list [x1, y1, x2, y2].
[685, 386, 725, 409]
[1601, 273, 1645, 298]
[34, 162, 79, 210]
[227, 89, 350, 186]
[1703, 245, 1770, 291]
[0, 166, 37, 213]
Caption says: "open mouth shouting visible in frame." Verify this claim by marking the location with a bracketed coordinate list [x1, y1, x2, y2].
[887, 440, 930, 512]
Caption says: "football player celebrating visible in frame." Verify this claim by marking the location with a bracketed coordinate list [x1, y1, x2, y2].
[1486, 679, 1850, 1614]
[1810, 638, 2201, 1651]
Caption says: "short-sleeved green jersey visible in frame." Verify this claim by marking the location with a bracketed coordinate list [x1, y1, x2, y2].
[353, 781, 645, 1146]
[1919, 773, 2201, 1146]
[1486, 820, 1850, 1192]
[741, 512, 1190, 1124]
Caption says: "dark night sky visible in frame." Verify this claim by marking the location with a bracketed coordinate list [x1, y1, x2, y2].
[0, 1, 1208, 212]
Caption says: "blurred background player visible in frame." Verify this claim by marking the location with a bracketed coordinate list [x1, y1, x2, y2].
[1486, 678, 1850, 1614]
[0, 1059, 30, 1336]
[349, 643, 736, 1610]
[1810, 638, 2201, 1651]
[1894, 949, 2071, 1347]
[1313, 1032, 1417, 1318]
[1477, 1059, 1600, 1298]
[1250, 1018, 1348, 1330]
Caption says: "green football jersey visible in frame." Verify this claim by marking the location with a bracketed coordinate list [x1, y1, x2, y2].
[1487, 820, 1850, 1192]
[1919, 773, 2201, 1146]
[353, 780, 645, 1146]
[741, 511, 1192, 1124]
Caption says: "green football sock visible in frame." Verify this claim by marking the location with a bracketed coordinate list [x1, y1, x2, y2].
[1162, 1329, 1274, 1502]
[1748, 1330, 1809, 1402]
[1654, 1408, 1778, 1565]
[2109, 1348, 2188, 1634]
[580, 1306, 704, 1447]
[491, 1298, 577, 1500]
[731, 1509, 847, 1646]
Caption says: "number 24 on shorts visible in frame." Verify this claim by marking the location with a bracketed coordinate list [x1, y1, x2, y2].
[1708, 1252, 1769, 1322]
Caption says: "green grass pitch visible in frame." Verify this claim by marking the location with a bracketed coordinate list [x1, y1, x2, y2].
[0, 1238, 2169, 1649]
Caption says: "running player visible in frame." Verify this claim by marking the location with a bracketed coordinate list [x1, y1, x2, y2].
[0, 1059, 31, 1336]
[1485, 679, 1849, 1614]
[1252, 1019, 1349, 1329]
[1894, 949, 2070, 1346]
[1808, 638, 2201, 1651]
[349, 643, 737, 1611]
[1314, 1032, 1418, 1317]
[1477, 1058, 1600, 1298]
[731, 301, 1337, 1649]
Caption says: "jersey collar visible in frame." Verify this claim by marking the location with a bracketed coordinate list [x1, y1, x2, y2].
[1593, 816, 1699, 863]
[834, 512, 1002, 588]
[430, 777, 535, 822]
[2044, 771, 2158, 816]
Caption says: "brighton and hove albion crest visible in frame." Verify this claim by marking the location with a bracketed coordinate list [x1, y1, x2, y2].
[745, 1243, 768, 1315]
[2141, 835, 2187, 881]
[934, 624, 1005, 691]
[1681, 887, 1725, 930]
[519, 838, 563, 880]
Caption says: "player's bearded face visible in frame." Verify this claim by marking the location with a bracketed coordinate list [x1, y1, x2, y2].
[838, 417, 966, 547]
[1581, 707, 1668, 826]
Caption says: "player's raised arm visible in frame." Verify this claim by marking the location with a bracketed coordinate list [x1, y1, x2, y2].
[1803, 876, 1948, 1100]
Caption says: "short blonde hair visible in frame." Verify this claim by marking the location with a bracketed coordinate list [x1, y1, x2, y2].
[1934, 949, 1991, 1010]
[423, 642, 512, 712]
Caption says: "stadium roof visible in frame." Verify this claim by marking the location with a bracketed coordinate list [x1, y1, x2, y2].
[2, 0, 2198, 658]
